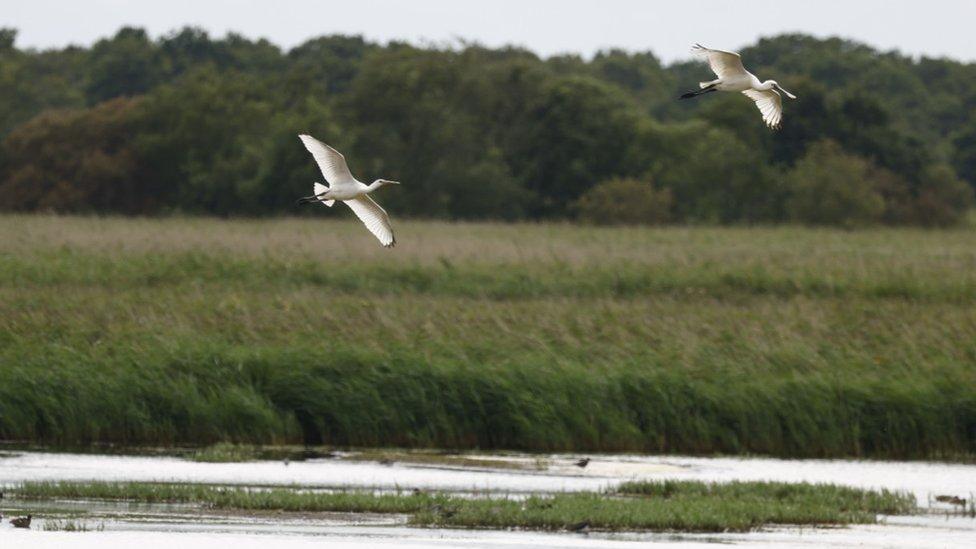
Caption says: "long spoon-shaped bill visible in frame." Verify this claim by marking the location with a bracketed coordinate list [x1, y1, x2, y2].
[775, 85, 797, 99]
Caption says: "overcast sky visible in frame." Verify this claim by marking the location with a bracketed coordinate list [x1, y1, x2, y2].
[5, 0, 976, 63]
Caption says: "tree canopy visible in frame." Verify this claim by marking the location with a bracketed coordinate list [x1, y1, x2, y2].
[1, 27, 973, 225]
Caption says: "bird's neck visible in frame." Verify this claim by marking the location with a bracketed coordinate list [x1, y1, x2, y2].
[364, 180, 384, 193]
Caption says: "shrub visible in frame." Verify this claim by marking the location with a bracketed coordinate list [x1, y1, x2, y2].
[785, 140, 885, 227]
[912, 164, 974, 226]
[574, 178, 672, 225]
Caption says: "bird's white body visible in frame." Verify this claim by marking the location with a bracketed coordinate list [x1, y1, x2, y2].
[298, 134, 398, 247]
[702, 73, 762, 93]
[687, 44, 796, 129]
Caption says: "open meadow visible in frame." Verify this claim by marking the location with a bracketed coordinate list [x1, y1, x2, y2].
[1, 214, 975, 458]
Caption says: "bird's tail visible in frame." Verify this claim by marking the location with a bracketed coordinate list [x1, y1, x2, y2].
[295, 182, 335, 206]
[313, 183, 335, 207]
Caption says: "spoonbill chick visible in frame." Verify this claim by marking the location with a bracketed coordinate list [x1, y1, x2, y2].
[680, 44, 796, 130]
[296, 134, 399, 247]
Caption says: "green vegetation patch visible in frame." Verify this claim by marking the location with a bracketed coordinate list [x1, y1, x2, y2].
[11, 480, 916, 532]
[189, 442, 262, 462]
[2, 217, 976, 458]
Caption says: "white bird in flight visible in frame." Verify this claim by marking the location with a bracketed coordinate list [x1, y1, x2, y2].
[296, 134, 399, 247]
[680, 44, 796, 130]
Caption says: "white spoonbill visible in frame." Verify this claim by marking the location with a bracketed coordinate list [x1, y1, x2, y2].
[296, 134, 399, 248]
[680, 44, 796, 130]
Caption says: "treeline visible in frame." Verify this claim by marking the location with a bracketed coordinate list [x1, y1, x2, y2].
[1, 27, 974, 225]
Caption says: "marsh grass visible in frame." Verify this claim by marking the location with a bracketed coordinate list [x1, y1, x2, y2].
[13, 480, 916, 532]
[41, 519, 105, 532]
[1, 215, 975, 457]
[190, 442, 261, 462]
[616, 480, 915, 515]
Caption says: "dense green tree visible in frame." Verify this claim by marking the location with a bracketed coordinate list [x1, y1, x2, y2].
[952, 124, 976, 187]
[0, 28, 15, 51]
[287, 35, 374, 95]
[136, 67, 279, 215]
[342, 47, 529, 218]
[86, 27, 165, 104]
[155, 27, 283, 76]
[0, 98, 154, 212]
[0, 28, 973, 225]
[644, 122, 783, 223]
[0, 36, 86, 136]
[505, 76, 639, 216]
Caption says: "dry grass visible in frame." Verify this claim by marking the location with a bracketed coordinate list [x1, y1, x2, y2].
[4, 213, 976, 271]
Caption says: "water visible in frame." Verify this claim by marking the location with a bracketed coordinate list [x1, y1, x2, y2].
[2, 450, 974, 547]
[2, 451, 973, 501]
[3, 518, 975, 548]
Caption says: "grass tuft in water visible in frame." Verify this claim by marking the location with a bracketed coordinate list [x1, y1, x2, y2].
[12, 480, 916, 532]
[41, 519, 105, 532]
[190, 443, 261, 462]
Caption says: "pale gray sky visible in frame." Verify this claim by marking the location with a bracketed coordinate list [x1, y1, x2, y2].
[5, 0, 976, 63]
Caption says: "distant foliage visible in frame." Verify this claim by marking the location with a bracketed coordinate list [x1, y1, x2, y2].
[0, 28, 973, 225]
[0, 98, 155, 213]
[575, 178, 672, 225]
[785, 140, 886, 227]
[911, 164, 974, 227]
[785, 140, 973, 227]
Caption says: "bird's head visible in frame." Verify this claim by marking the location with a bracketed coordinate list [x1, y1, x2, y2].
[374, 179, 401, 187]
[767, 80, 797, 100]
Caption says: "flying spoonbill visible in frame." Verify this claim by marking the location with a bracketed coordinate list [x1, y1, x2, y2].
[296, 134, 399, 248]
[680, 44, 796, 130]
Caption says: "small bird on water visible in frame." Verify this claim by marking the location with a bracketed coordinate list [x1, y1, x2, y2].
[567, 520, 590, 533]
[935, 495, 967, 506]
[10, 514, 32, 528]
[574, 458, 590, 468]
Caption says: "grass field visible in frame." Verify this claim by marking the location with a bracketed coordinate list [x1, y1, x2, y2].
[1, 214, 975, 458]
[11, 480, 916, 532]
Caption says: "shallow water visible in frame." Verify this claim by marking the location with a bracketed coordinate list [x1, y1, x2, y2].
[2, 451, 973, 502]
[1, 450, 974, 547]
[2, 517, 975, 549]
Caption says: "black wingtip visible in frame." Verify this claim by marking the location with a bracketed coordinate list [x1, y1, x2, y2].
[679, 92, 697, 100]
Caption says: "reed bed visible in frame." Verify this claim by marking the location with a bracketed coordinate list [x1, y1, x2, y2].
[1, 214, 974, 457]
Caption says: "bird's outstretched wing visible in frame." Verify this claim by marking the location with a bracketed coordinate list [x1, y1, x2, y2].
[692, 44, 748, 80]
[299, 134, 354, 185]
[742, 88, 783, 129]
[344, 195, 396, 248]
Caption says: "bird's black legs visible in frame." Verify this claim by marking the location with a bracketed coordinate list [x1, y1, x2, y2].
[295, 193, 329, 205]
[680, 84, 718, 99]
